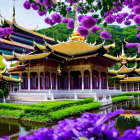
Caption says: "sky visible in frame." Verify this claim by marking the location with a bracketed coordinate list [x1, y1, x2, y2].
[0, 0, 135, 30]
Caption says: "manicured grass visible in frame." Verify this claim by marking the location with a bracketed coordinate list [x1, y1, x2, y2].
[112, 96, 132, 103]
[0, 98, 102, 123]
[111, 92, 140, 98]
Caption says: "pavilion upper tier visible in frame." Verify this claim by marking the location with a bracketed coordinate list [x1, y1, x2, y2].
[0, 18, 56, 55]
[108, 43, 140, 79]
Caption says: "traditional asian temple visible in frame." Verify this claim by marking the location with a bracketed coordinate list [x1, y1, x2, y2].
[108, 43, 140, 92]
[3, 4, 125, 104]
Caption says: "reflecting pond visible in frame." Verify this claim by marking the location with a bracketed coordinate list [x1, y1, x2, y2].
[1, 99, 140, 139]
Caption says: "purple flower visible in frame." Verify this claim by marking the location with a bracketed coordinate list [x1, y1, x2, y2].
[31, 3, 40, 10]
[128, 14, 135, 19]
[78, 15, 85, 22]
[38, 10, 45, 16]
[62, 18, 69, 23]
[138, 47, 140, 53]
[91, 26, 102, 34]
[5, 27, 13, 36]
[137, 26, 140, 30]
[116, 16, 124, 24]
[49, 19, 55, 26]
[0, 28, 4, 37]
[23, 0, 31, 10]
[100, 30, 112, 40]
[105, 15, 115, 24]
[81, 16, 97, 29]
[137, 32, 140, 38]
[36, 0, 45, 5]
[51, 13, 62, 23]
[126, 43, 140, 48]
[134, 15, 140, 24]
[67, 6, 71, 11]
[44, 17, 50, 24]
[1, 136, 9, 140]
[128, 3, 134, 9]
[118, 13, 128, 18]
[133, 6, 140, 14]
[67, 19, 74, 29]
[78, 26, 89, 37]
[132, 0, 140, 4]
[77, 6, 82, 13]
[124, 20, 131, 26]
[116, 5, 122, 12]
[67, 0, 79, 4]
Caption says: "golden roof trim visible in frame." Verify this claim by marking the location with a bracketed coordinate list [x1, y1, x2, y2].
[2, 75, 21, 83]
[16, 52, 51, 61]
[103, 54, 121, 61]
[104, 42, 115, 50]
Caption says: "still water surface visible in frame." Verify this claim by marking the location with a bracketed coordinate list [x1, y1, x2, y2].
[0, 99, 140, 139]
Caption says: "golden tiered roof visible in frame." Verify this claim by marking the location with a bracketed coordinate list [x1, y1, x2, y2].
[0, 68, 20, 83]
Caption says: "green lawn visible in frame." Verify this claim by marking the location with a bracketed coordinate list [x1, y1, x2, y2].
[0, 98, 102, 123]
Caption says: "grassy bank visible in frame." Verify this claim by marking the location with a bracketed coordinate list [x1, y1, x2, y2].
[111, 92, 140, 98]
[112, 96, 131, 103]
[0, 98, 102, 123]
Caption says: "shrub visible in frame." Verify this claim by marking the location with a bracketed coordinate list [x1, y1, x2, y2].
[112, 96, 130, 103]
[4, 91, 10, 98]
[111, 94, 125, 98]
[48, 102, 102, 121]
[25, 98, 94, 116]
[124, 92, 140, 96]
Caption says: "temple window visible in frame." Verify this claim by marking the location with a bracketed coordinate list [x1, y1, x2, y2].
[21, 73, 28, 90]
[46, 76, 49, 88]
[93, 75, 98, 88]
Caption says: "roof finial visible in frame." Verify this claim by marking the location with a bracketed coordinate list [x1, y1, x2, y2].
[73, 3, 79, 33]
[12, 0, 17, 24]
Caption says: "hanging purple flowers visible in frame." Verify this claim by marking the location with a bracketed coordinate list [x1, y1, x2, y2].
[100, 30, 112, 40]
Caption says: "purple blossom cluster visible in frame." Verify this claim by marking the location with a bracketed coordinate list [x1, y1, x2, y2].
[44, 13, 62, 26]
[0, 27, 13, 38]
[23, 0, 53, 16]
[2, 109, 140, 140]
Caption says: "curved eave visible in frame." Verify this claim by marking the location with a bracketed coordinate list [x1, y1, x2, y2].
[103, 54, 121, 62]
[103, 43, 115, 50]
[3, 54, 17, 61]
[7, 65, 26, 72]
[0, 68, 7, 74]
[33, 41, 47, 51]
[120, 77, 140, 82]
[108, 70, 118, 75]
[116, 74, 126, 79]
[2, 75, 20, 83]
[16, 52, 51, 61]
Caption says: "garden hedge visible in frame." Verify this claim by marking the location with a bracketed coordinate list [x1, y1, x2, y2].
[112, 96, 130, 103]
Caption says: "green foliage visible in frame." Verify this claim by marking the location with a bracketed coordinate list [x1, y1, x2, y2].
[0, 109, 24, 119]
[112, 92, 140, 98]
[48, 102, 102, 121]
[4, 91, 10, 98]
[0, 89, 4, 97]
[0, 55, 5, 70]
[0, 98, 99, 123]
[124, 92, 140, 96]
[112, 96, 130, 102]
[10, 63, 17, 67]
